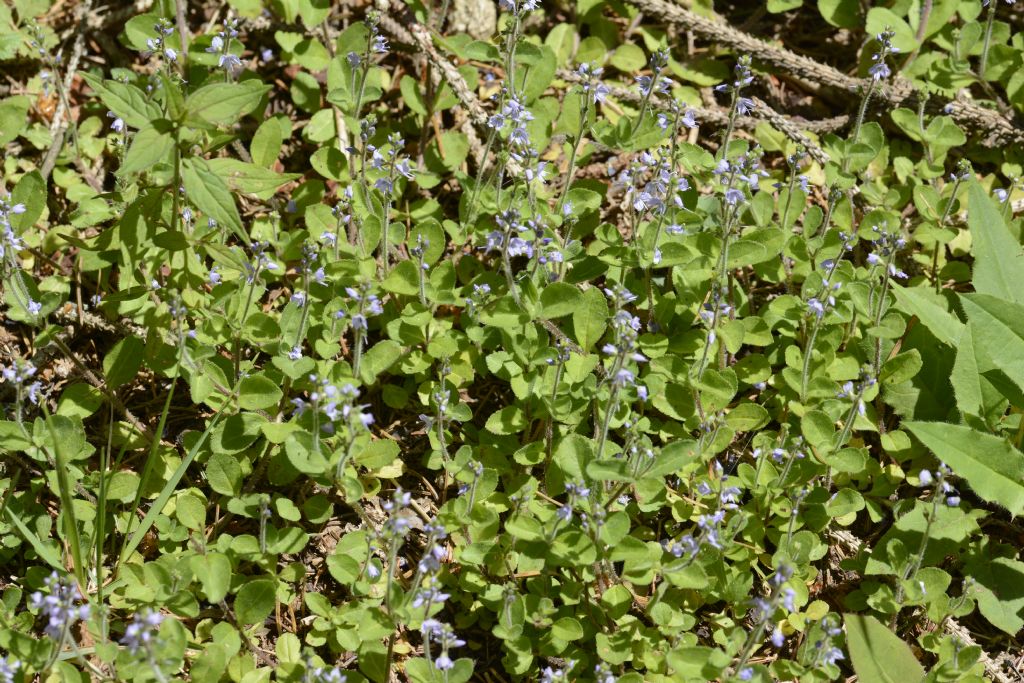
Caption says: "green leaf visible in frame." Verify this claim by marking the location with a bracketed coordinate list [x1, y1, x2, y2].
[464, 40, 501, 63]
[960, 293, 1024, 396]
[250, 116, 286, 167]
[189, 552, 233, 603]
[10, 171, 45, 234]
[205, 158, 300, 197]
[609, 44, 646, 72]
[551, 617, 584, 641]
[119, 124, 174, 176]
[572, 287, 609, 351]
[905, 421, 1024, 517]
[767, 0, 802, 12]
[184, 80, 270, 128]
[950, 322, 984, 416]
[485, 406, 527, 435]
[206, 452, 243, 497]
[969, 181, 1024, 306]
[963, 555, 1024, 634]
[360, 340, 402, 384]
[103, 336, 145, 388]
[82, 75, 162, 128]
[844, 613, 925, 683]
[239, 373, 283, 410]
[234, 578, 277, 625]
[540, 282, 582, 319]
[57, 384, 104, 419]
[0, 95, 30, 146]
[891, 284, 963, 346]
[355, 439, 400, 470]
[801, 410, 835, 450]
[181, 157, 246, 242]
[819, 0, 860, 26]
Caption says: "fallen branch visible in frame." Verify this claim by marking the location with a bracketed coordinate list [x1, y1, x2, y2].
[559, 68, 836, 164]
[626, 0, 1023, 147]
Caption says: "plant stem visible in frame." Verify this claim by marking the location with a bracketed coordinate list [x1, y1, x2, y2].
[979, 0, 997, 80]
[557, 96, 590, 213]
[800, 317, 822, 403]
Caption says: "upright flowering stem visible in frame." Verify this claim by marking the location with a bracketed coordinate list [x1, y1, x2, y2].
[545, 340, 570, 459]
[800, 278, 840, 403]
[730, 565, 795, 678]
[824, 374, 874, 488]
[630, 49, 669, 136]
[715, 56, 754, 162]
[932, 161, 970, 292]
[500, 220, 521, 306]
[594, 287, 646, 464]
[556, 69, 595, 214]
[843, 31, 896, 176]
[893, 466, 959, 615]
[351, 15, 379, 128]
[979, 0, 997, 79]
[779, 148, 806, 229]
[595, 354, 625, 463]
[235, 244, 276, 380]
[292, 247, 315, 352]
[466, 126, 499, 227]
[696, 196, 740, 380]
[800, 321, 822, 404]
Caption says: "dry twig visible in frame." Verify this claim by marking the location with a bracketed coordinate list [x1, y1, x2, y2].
[628, 0, 1024, 147]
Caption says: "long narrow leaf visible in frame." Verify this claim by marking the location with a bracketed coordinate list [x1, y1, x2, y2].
[4, 504, 64, 572]
[42, 409, 88, 591]
[117, 396, 234, 569]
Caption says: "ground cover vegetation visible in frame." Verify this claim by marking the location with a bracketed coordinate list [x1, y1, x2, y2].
[1, 0, 1024, 680]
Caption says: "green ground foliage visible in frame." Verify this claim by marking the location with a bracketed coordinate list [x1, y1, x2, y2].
[1, 0, 1023, 681]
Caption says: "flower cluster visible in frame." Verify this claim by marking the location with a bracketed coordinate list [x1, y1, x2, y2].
[749, 564, 797, 645]
[713, 151, 769, 206]
[144, 19, 177, 63]
[498, 0, 541, 14]
[121, 608, 164, 655]
[346, 11, 388, 70]
[807, 281, 840, 319]
[206, 19, 243, 75]
[601, 285, 648, 390]
[575, 62, 610, 104]
[615, 150, 690, 218]
[381, 487, 414, 539]
[464, 282, 492, 317]
[369, 134, 415, 195]
[635, 49, 671, 98]
[663, 461, 741, 560]
[243, 241, 279, 284]
[919, 463, 961, 507]
[866, 223, 908, 279]
[0, 657, 20, 683]
[421, 619, 466, 671]
[29, 572, 90, 640]
[807, 615, 845, 669]
[715, 55, 755, 114]
[657, 99, 698, 131]
[346, 283, 384, 331]
[837, 372, 877, 417]
[539, 661, 575, 682]
[868, 30, 898, 81]
[305, 664, 348, 683]
[0, 197, 42, 315]
[1, 358, 42, 408]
